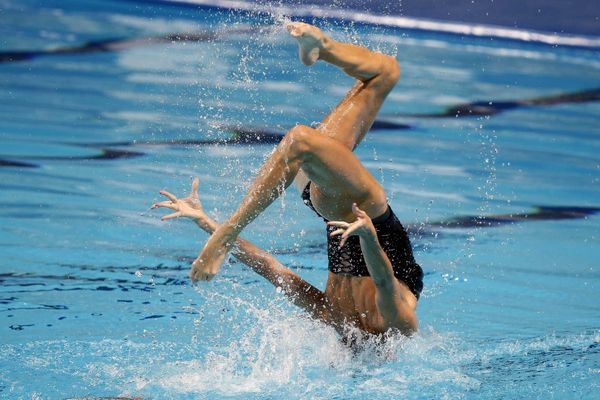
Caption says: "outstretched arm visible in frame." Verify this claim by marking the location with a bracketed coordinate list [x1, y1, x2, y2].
[328, 204, 418, 335]
[151, 178, 339, 325]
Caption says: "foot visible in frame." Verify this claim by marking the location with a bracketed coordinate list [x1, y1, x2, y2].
[190, 225, 237, 282]
[286, 21, 329, 66]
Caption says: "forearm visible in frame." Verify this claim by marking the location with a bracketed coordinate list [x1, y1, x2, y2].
[359, 234, 396, 290]
[192, 213, 332, 320]
[359, 234, 412, 328]
[192, 214, 281, 280]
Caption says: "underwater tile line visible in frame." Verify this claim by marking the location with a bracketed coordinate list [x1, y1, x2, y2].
[1, 86, 598, 169]
[390, 88, 600, 118]
[0, 25, 269, 64]
[422, 206, 600, 229]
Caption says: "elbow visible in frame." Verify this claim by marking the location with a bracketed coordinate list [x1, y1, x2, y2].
[388, 311, 418, 337]
[269, 262, 297, 286]
[375, 285, 419, 336]
[404, 315, 418, 336]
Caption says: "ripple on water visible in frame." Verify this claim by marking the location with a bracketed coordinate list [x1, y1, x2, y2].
[0, 284, 597, 399]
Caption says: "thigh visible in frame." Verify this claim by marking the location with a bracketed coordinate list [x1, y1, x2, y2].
[317, 73, 397, 151]
[299, 128, 387, 220]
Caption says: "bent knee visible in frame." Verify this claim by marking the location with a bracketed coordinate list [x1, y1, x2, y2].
[284, 124, 318, 159]
[375, 55, 400, 88]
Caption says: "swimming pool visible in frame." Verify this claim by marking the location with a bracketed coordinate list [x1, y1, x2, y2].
[1, 0, 599, 398]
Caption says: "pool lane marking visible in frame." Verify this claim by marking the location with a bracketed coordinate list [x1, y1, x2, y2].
[420, 205, 600, 230]
[386, 87, 600, 119]
[2, 84, 596, 168]
[0, 149, 145, 168]
[0, 25, 270, 64]
[0, 159, 38, 168]
[0, 82, 597, 169]
[149, 0, 600, 49]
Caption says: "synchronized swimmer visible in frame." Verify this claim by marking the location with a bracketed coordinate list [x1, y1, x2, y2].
[152, 22, 423, 338]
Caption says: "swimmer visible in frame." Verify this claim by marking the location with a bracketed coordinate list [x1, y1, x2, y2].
[152, 22, 423, 337]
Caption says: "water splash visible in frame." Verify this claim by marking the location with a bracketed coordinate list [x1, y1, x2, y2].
[1, 283, 597, 399]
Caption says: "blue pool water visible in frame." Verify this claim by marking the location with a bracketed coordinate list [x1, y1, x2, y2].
[1, 0, 599, 398]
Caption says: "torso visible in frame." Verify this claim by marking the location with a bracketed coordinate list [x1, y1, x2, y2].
[325, 273, 383, 333]
[324, 272, 417, 334]
[300, 179, 422, 333]
[309, 180, 388, 222]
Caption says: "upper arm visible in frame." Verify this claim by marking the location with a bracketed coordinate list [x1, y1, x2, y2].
[232, 241, 333, 323]
[376, 279, 418, 334]
[359, 237, 418, 333]
[269, 260, 350, 327]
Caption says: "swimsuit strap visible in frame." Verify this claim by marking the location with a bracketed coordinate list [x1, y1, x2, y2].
[371, 205, 392, 225]
[302, 181, 423, 300]
[301, 181, 325, 219]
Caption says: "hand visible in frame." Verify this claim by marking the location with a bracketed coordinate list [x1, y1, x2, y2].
[190, 227, 234, 282]
[151, 177, 206, 221]
[327, 203, 377, 248]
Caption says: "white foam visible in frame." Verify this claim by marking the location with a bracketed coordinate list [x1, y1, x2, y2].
[2, 312, 597, 398]
[154, 317, 350, 395]
[164, 0, 600, 49]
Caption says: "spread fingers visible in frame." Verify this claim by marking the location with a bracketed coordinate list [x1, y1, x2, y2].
[327, 221, 350, 228]
[159, 190, 178, 202]
[151, 200, 177, 210]
[161, 212, 181, 221]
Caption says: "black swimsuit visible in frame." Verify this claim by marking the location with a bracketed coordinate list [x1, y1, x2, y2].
[302, 182, 424, 300]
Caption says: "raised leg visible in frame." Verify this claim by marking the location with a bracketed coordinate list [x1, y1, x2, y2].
[287, 21, 400, 150]
[191, 124, 387, 281]
[190, 23, 397, 282]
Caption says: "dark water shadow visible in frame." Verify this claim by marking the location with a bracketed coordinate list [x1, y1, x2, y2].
[389, 88, 600, 119]
[0, 26, 268, 64]
[422, 205, 600, 229]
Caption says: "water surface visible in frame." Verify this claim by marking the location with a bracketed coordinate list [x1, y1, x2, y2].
[0, 0, 599, 398]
